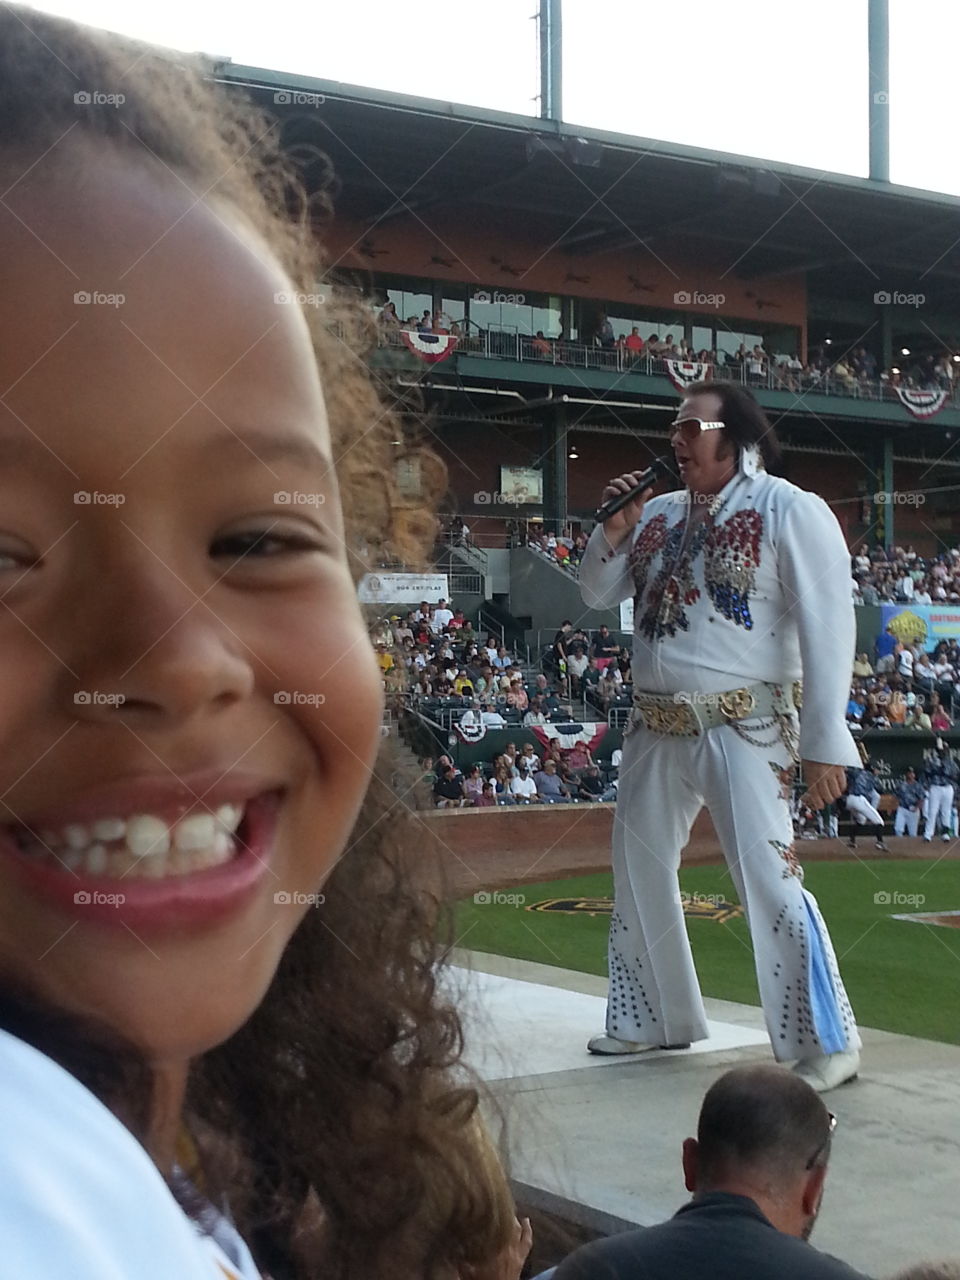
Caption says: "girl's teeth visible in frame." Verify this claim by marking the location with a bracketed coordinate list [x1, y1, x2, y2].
[126, 814, 171, 858]
[64, 824, 91, 851]
[92, 817, 126, 842]
[215, 804, 243, 834]
[85, 844, 108, 875]
[13, 801, 250, 879]
[173, 814, 217, 852]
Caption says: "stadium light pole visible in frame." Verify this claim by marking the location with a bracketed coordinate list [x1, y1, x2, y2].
[539, 0, 562, 122]
[868, 0, 890, 183]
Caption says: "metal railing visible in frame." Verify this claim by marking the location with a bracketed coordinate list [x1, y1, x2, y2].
[449, 571, 483, 596]
[478, 608, 505, 646]
[376, 327, 958, 408]
[437, 535, 489, 575]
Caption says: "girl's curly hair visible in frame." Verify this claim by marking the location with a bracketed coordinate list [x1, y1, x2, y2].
[0, 8, 505, 1278]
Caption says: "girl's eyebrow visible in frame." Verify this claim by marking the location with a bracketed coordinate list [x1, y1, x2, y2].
[206, 429, 334, 473]
[0, 430, 334, 475]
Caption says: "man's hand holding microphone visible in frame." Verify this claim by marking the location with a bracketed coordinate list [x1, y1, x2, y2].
[594, 456, 673, 550]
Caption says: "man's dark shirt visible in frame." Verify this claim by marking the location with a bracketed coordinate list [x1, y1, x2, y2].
[434, 776, 464, 801]
[592, 632, 619, 659]
[553, 1193, 870, 1280]
[578, 774, 604, 797]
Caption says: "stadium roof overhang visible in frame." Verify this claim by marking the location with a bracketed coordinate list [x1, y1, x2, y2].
[213, 63, 960, 297]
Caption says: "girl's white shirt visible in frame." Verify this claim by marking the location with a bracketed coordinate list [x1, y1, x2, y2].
[0, 1027, 261, 1278]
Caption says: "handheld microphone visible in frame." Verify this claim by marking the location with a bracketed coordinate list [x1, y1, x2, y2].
[594, 455, 676, 523]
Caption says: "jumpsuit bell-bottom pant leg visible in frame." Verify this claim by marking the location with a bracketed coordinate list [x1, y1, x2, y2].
[605, 717, 861, 1060]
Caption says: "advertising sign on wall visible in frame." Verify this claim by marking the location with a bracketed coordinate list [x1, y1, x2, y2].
[879, 604, 960, 651]
[358, 573, 449, 605]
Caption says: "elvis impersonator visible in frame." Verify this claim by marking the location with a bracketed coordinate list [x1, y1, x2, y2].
[579, 382, 862, 1093]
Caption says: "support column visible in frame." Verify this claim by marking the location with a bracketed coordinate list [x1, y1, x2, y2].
[539, 0, 563, 123]
[881, 433, 895, 548]
[541, 402, 568, 533]
[868, 0, 890, 183]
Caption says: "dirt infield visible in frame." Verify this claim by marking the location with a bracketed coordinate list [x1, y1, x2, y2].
[419, 804, 958, 897]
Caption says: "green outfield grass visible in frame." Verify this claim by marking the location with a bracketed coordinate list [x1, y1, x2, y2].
[454, 860, 960, 1045]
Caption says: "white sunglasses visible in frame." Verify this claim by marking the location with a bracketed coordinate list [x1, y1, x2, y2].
[670, 416, 725, 434]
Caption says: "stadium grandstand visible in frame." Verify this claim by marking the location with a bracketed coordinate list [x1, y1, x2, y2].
[212, 38, 960, 811]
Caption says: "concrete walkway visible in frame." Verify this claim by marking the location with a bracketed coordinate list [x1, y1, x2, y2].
[451, 948, 960, 1279]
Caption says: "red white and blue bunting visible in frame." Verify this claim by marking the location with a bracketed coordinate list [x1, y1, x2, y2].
[894, 386, 949, 419]
[664, 360, 711, 392]
[454, 716, 486, 743]
[399, 331, 459, 363]
[531, 723, 608, 754]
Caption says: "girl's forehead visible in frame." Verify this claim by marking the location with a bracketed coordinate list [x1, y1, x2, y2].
[0, 151, 330, 468]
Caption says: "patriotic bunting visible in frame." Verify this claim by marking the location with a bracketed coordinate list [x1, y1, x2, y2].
[664, 360, 711, 392]
[531, 723, 608, 754]
[894, 386, 949, 419]
[399, 331, 459, 363]
[454, 716, 486, 743]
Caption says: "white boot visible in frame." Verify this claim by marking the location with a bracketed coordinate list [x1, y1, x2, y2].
[792, 1048, 860, 1092]
[587, 1034, 691, 1056]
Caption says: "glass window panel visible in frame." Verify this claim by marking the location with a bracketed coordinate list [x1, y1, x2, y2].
[692, 326, 714, 354]
[716, 329, 763, 360]
[387, 287, 433, 327]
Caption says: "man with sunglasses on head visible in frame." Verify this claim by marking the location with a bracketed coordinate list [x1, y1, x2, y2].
[553, 1065, 868, 1280]
[579, 382, 862, 1092]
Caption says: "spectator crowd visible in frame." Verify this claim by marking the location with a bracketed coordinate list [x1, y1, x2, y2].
[851, 542, 960, 605]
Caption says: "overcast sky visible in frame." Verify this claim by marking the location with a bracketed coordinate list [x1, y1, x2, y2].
[19, 0, 960, 196]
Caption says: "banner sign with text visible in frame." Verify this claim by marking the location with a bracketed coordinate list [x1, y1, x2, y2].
[358, 572, 449, 605]
[880, 604, 960, 650]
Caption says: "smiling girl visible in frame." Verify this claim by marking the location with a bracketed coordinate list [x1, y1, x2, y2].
[0, 7, 511, 1278]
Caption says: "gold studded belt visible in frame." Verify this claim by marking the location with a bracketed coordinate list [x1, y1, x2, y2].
[628, 680, 802, 738]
